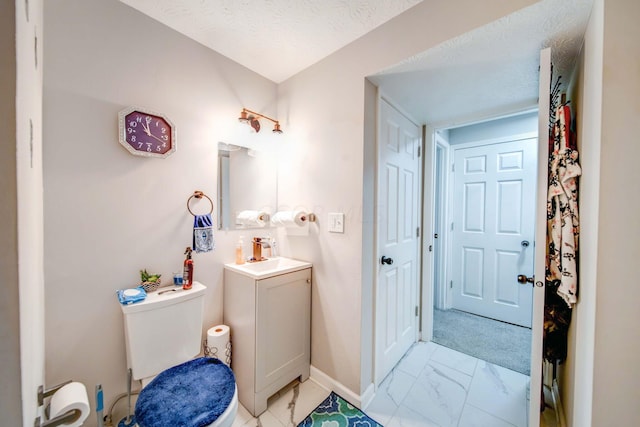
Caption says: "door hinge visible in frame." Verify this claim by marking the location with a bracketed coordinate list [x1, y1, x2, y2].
[451, 163, 455, 172]
[418, 145, 421, 157]
[451, 222, 454, 231]
[450, 280, 453, 289]
[416, 226, 420, 237]
[415, 306, 419, 316]
[428, 244, 433, 252]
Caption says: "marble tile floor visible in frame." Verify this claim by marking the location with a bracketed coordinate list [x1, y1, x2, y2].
[366, 342, 531, 427]
[231, 377, 330, 427]
[231, 341, 534, 427]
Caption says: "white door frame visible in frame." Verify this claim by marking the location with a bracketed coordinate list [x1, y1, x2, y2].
[428, 132, 450, 312]
[420, 126, 435, 340]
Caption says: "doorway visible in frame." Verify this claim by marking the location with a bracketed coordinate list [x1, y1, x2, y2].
[430, 111, 538, 375]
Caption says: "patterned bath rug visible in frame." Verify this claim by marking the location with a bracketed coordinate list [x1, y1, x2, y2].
[298, 391, 383, 427]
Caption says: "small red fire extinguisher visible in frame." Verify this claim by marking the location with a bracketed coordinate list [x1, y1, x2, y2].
[183, 247, 194, 290]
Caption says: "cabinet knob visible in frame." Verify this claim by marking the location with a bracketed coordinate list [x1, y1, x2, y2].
[306, 279, 311, 284]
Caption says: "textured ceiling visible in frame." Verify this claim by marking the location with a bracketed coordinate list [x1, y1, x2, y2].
[119, 0, 422, 83]
[120, 0, 593, 127]
[370, 0, 594, 127]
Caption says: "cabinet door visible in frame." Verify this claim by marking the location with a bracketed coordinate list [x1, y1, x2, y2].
[255, 268, 311, 392]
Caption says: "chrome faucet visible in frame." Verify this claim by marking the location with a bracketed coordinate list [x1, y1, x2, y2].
[251, 237, 271, 262]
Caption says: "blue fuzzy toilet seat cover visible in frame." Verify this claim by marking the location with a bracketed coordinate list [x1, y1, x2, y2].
[135, 357, 235, 427]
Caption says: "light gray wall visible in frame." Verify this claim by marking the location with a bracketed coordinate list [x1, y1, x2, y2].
[565, 0, 640, 425]
[43, 1, 276, 423]
[564, 1, 603, 424]
[591, 0, 640, 424]
[448, 111, 538, 145]
[0, 1, 22, 425]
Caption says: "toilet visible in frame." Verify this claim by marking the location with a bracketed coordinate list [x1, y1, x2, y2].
[120, 282, 237, 427]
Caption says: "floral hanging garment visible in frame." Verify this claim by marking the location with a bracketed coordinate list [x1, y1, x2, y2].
[544, 103, 581, 363]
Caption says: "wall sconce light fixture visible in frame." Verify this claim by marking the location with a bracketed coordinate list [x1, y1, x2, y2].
[238, 108, 283, 134]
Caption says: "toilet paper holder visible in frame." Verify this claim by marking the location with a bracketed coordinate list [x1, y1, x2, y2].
[35, 380, 82, 427]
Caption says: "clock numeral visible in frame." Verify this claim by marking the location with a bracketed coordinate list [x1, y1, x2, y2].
[131, 135, 136, 142]
[161, 127, 167, 134]
[156, 146, 162, 152]
[127, 127, 134, 134]
[155, 120, 160, 127]
[129, 121, 137, 127]
[162, 135, 168, 141]
[137, 142, 143, 149]
[162, 142, 167, 148]
[136, 116, 142, 123]
[146, 143, 152, 152]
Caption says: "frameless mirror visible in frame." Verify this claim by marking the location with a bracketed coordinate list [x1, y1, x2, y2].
[217, 142, 277, 230]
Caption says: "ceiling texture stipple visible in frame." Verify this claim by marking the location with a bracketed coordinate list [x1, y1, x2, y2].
[120, 0, 594, 127]
[370, 0, 594, 127]
[119, 0, 423, 83]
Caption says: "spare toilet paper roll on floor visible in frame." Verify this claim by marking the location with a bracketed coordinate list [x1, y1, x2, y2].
[49, 381, 90, 427]
[271, 210, 308, 227]
[207, 324, 232, 366]
[236, 210, 268, 227]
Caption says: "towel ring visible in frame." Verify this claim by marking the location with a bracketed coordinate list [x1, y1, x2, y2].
[187, 190, 214, 216]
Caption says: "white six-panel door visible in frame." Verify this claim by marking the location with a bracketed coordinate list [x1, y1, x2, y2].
[529, 46, 552, 427]
[450, 138, 536, 327]
[375, 98, 421, 384]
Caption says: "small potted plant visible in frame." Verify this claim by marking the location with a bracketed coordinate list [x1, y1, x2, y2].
[140, 269, 162, 292]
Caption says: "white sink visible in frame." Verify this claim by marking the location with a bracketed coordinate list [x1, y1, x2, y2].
[224, 256, 311, 280]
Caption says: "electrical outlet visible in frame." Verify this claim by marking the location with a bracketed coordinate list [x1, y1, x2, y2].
[328, 212, 345, 233]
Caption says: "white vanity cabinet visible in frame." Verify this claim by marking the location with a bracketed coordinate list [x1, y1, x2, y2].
[223, 259, 311, 416]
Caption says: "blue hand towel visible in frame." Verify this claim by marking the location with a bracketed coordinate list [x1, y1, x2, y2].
[193, 214, 214, 253]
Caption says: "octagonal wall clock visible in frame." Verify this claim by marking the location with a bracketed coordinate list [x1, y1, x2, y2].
[118, 106, 176, 158]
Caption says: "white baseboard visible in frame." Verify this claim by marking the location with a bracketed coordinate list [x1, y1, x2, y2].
[309, 365, 374, 409]
[360, 383, 375, 409]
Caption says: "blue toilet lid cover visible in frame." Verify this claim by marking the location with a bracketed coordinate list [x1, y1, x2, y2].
[135, 357, 235, 427]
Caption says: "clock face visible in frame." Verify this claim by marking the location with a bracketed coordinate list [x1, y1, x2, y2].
[118, 107, 176, 158]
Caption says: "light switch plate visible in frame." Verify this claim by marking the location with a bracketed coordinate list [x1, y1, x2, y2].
[328, 212, 345, 233]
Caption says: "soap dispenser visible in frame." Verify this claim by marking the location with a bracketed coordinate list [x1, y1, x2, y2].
[235, 236, 245, 265]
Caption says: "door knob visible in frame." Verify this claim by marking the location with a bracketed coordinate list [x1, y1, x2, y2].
[521, 240, 530, 248]
[517, 274, 534, 284]
[381, 256, 394, 265]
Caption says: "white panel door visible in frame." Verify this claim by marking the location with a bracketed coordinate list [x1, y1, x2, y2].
[451, 138, 536, 327]
[375, 98, 421, 384]
[528, 46, 552, 427]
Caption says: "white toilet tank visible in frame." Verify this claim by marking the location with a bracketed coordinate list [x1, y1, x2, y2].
[120, 282, 206, 381]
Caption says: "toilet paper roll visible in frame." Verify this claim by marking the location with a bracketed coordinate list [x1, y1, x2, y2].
[48, 382, 90, 427]
[271, 210, 308, 227]
[207, 325, 232, 366]
[236, 210, 268, 227]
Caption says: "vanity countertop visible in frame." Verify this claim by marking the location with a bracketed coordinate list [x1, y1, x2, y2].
[224, 257, 311, 280]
